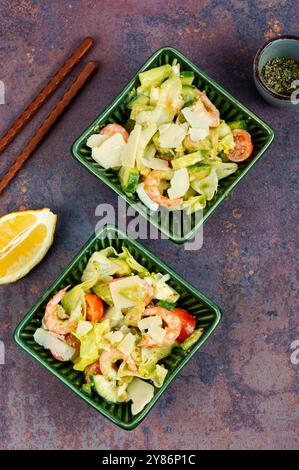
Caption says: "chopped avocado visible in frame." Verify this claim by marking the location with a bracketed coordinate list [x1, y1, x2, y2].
[119, 166, 140, 194]
[92, 283, 113, 306]
[209, 161, 238, 180]
[92, 375, 127, 403]
[127, 93, 149, 110]
[113, 258, 132, 277]
[183, 135, 211, 152]
[188, 164, 211, 181]
[171, 150, 208, 170]
[82, 383, 92, 396]
[181, 85, 198, 104]
[180, 71, 195, 86]
[182, 187, 197, 200]
[138, 64, 172, 90]
[129, 95, 153, 121]
[227, 120, 248, 131]
[180, 328, 204, 350]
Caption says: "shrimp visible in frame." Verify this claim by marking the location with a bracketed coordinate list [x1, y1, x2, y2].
[100, 123, 129, 142]
[144, 170, 182, 207]
[139, 306, 182, 347]
[143, 279, 154, 306]
[85, 359, 101, 383]
[44, 287, 77, 335]
[50, 333, 80, 362]
[99, 348, 137, 380]
[194, 89, 220, 128]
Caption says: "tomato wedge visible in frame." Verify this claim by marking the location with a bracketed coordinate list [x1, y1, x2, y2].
[228, 129, 253, 162]
[85, 293, 104, 323]
[171, 307, 196, 343]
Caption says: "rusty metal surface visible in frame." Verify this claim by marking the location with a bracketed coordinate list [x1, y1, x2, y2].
[0, 0, 298, 450]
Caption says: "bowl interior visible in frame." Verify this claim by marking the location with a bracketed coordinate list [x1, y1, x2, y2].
[72, 47, 274, 243]
[257, 38, 299, 97]
[258, 38, 299, 71]
[14, 225, 221, 429]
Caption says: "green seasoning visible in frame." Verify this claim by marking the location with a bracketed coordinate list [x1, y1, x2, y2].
[261, 57, 299, 95]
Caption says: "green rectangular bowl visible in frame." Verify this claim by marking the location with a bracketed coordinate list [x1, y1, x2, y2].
[71, 47, 274, 244]
[14, 225, 221, 430]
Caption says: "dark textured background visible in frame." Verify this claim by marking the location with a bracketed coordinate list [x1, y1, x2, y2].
[0, 0, 298, 450]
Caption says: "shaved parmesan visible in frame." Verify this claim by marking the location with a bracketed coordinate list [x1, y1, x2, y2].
[158, 123, 186, 148]
[147, 325, 166, 344]
[118, 332, 136, 355]
[76, 320, 93, 336]
[138, 315, 162, 331]
[142, 156, 169, 170]
[104, 330, 124, 344]
[121, 123, 142, 167]
[158, 123, 171, 134]
[182, 107, 212, 129]
[33, 328, 75, 361]
[127, 378, 154, 415]
[136, 183, 159, 212]
[167, 168, 189, 200]
[109, 276, 145, 309]
[150, 87, 160, 106]
[135, 123, 157, 169]
[86, 134, 108, 148]
[91, 133, 126, 169]
[103, 306, 123, 327]
[189, 127, 209, 141]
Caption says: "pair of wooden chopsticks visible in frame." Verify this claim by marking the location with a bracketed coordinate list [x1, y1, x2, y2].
[0, 37, 97, 195]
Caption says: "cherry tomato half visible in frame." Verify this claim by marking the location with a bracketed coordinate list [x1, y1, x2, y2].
[171, 307, 196, 343]
[228, 129, 253, 162]
[85, 293, 104, 323]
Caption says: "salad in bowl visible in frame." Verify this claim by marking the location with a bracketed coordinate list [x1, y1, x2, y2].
[86, 62, 253, 214]
[34, 246, 202, 415]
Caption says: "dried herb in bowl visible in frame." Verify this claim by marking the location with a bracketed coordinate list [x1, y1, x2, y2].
[261, 57, 299, 96]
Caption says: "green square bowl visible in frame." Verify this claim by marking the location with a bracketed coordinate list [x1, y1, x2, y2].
[71, 47, 274, 244]
[14, 225, 221, 430]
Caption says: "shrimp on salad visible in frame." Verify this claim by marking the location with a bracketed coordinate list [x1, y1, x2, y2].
[86, 62, 253, 214]
[144, 170, 182, 207]
[194, 89, 220, 128]
[100, 123, 129, 142]
[139, 306, 182, 347]
[43, 287, 77, 335]
[99, 349, 137, 380]
[34, 246, 203, 415]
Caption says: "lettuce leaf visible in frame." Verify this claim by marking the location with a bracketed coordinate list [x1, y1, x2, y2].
[152, 273, 180, 303]
[72, 319, 111, 371]
[180, 328, 204, 350]
[191, 168, 218, 201]
[182, 195, 206, 214]
[119, 247, 150, 278]
[217, 121, 235, 154]
[81, 247, 119, 283]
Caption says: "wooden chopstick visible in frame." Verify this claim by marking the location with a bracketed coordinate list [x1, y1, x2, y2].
[0, 37, 94, 154]
[0, 61, 97, 195]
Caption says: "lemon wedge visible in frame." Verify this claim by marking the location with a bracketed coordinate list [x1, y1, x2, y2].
[0, 208, 57, 284]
